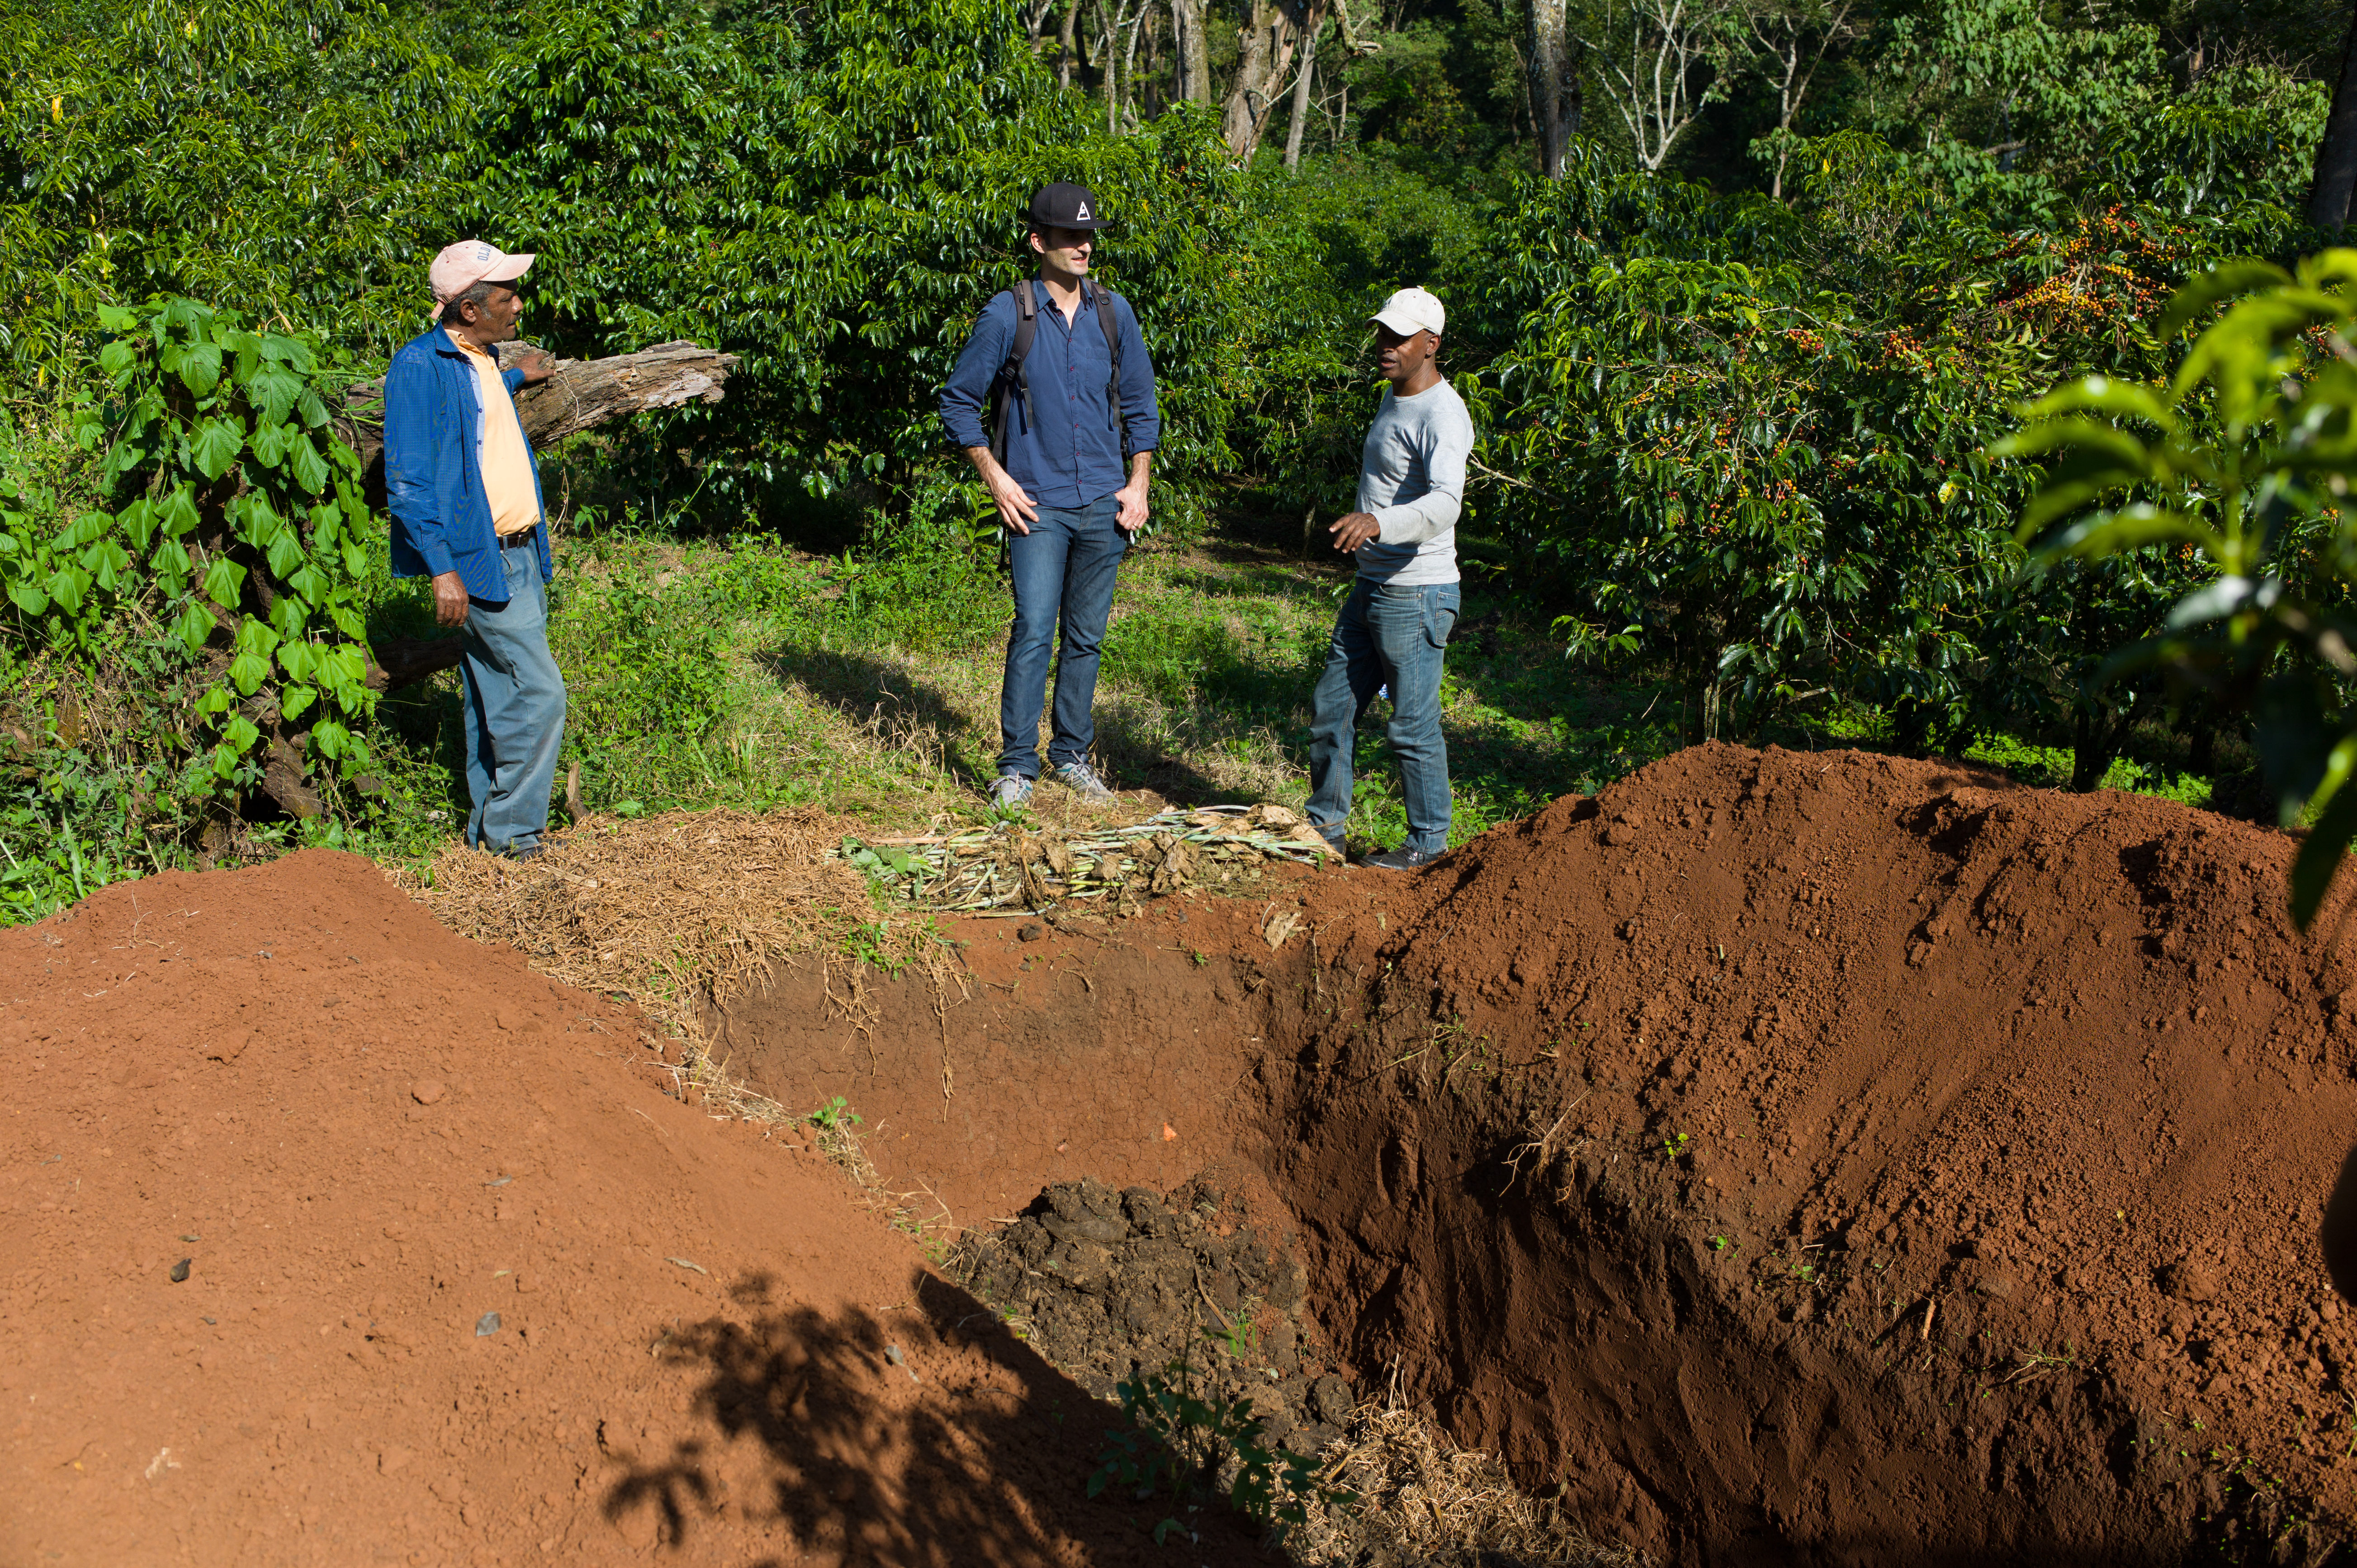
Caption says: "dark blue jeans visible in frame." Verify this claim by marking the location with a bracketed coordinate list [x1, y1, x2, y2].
[459, 536, 568, 853]
[1306, 578, 1459, 855]
[1000, 496, 1128, 778]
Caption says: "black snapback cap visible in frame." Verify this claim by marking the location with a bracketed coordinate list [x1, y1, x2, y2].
[1026, 182, 1109, 231]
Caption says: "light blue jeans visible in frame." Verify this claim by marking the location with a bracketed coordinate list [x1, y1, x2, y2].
[999, 496, 1128, 779]
[1306, 578, 1459, 855]
[459, 536, 567, 854]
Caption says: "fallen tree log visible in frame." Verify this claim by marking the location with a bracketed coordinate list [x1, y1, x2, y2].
[338, 340, 739, 695]
[336, 339, 738, 472]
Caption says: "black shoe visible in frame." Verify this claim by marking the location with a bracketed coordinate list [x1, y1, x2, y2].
[1360, 845, 1441, 870]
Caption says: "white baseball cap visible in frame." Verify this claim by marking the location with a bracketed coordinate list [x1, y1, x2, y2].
[1370, 286, 1445, 338]
[429, 239, 535, 315]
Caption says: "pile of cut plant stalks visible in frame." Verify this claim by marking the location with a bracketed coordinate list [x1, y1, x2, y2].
[833, 804, 1339, 917]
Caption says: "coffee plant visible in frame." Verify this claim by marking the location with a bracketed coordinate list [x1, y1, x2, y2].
[2005, 251, 2357, 924]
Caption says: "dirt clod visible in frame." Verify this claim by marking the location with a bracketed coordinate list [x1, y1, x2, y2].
[954, 1180, 1351, 1451]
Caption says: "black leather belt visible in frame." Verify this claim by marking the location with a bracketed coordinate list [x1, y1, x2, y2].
[499, 527, 541, 550]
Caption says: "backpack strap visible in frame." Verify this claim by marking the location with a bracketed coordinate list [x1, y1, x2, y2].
[989, 280, 1039, 467]
[1087, 280, 1126, 460]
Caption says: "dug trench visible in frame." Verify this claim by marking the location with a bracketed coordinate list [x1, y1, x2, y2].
[711, 741, 2357, 1566]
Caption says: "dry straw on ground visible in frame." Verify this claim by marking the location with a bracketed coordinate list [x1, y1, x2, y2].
[399, 808, 946, 1105]
[1296, 1399, 1650, 1568]
[406, 808, 874, 1025]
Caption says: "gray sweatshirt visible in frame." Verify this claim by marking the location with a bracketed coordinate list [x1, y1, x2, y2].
[1353, 377, 1473, 586]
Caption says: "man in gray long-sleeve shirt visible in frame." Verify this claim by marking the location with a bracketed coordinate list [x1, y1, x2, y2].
[1306, 286, 1474, 869]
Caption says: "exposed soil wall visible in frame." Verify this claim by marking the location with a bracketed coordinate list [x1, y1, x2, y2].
[724, 744, 2357, 1566]
[1271, 744, 2357, 1563]
[705, 919, 1284, 1233]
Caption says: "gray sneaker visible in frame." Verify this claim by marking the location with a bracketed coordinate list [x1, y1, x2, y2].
[1051, 760, 1117, 804]
[988, 773, 1034, 812]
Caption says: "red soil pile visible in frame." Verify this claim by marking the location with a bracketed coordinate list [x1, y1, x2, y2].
[0, 850, 1266, 1567]
[1279, 742, 2357, 1561]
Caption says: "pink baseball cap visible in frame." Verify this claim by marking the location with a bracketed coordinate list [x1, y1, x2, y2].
[428, 239, 535, 315]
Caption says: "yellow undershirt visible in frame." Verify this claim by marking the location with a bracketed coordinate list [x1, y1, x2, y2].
[447, 331, 542, 538]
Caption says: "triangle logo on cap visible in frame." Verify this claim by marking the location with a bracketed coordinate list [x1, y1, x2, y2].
[1075, 201, 1091, 220]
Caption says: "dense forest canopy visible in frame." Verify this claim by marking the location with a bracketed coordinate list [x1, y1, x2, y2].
[3, 0, 2356, 915]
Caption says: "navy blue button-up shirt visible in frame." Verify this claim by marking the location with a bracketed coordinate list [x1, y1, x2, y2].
[940, 281, 1160, 509]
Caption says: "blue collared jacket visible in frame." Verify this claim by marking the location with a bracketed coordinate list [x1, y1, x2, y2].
[939, 280, 1160, 509]
[383, 326, 552, 603]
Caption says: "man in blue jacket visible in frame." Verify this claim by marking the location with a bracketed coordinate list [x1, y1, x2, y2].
[384, 239, 563, 858]
[940, 182, 1160, 811]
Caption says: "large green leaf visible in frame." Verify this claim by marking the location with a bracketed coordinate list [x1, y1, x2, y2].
[178, 340, 224, 397]
[277, 640, 320, 683]
[2292, 768, 2357, 929]
[229, 649, 273, 696]
[45, 562, 92, 614]
[287, 434, 329, 496]
[176, 602, 216, 654]
[247, 419, 290, 469]
[245, 365, 303, 426]
[202, 556, 247, 609]
[156, 486, 200, 538]
[188, 417, 245, 482]
[118, 497, 156, 553]
[265, 529, 307, 580]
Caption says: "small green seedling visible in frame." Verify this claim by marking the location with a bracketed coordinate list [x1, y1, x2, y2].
[1710, 1234, 1735, 1254]
[809, 1096, 861, 1130]
[1661, 1130, 1690, 1161]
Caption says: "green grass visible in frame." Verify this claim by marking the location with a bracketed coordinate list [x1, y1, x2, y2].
[0, 507, 2273, 925]
[425, 525, 1700, 853]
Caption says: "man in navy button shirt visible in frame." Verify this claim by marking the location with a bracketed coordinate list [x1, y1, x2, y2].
[941, 182, 1160, 811]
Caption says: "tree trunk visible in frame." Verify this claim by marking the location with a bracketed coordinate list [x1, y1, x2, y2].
[1221, 0, 1303, 161]
[1283, 12, 1324, 168]
[1171, 0, 1210, 101]
[1061, 0, 1083, 88]
[337, 339, 738, 480]
[2312, 1, 2357, 229]
[1529, 0, 1574, 177]
[340, 340, 738, 698]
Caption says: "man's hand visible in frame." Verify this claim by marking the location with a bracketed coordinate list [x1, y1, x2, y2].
[964, 446, 1039, 535]
[432, 570, 470, 628]
[514, 348, 557, 385]
[1115, 478, 1150, 535]
[989, 470, 1041, 535]
[1329, 511, 1383, 553]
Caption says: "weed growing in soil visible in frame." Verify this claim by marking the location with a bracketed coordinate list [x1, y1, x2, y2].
[807, 1096, 860, 1131]
[1088, 1339, 1335, 1547]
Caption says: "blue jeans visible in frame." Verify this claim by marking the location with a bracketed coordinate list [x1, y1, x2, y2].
[999, 496, 1128, 778]
[459, 537, 568, 853]
[1306, 579, 1459, 855]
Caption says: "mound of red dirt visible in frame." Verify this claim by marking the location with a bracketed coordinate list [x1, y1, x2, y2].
[0, 850, 1266, 1566]
[1280, 742, 2357, 1562]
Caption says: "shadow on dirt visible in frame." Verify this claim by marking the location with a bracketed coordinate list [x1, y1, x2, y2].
[602, 1268, 1259, 1564]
